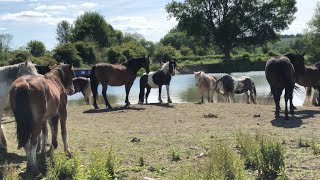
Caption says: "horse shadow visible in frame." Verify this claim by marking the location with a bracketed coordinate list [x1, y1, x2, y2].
[0, 152, 26, 165]
[83, 105, 146, 113]
[271, 109, 320, 128]
[143, 103, 174, 108]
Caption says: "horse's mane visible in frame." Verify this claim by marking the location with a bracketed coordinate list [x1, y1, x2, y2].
[44, 65, 66, 87]
[0, 61, 37, 81]
[160, 62, 170, 73]
[121, 57, 144, 67]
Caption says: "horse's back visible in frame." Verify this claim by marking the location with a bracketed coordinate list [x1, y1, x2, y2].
[265, 56, 295, 88]
[94, 63, 132, 86]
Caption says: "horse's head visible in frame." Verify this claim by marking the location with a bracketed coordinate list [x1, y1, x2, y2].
[285, 53, 306, 73]
[194, 71, 203, 86]
[35, 64, 52, 75]
[215, 77, 224, 94]
[141, 55, 150, 74]
[56, 64, 76, 95]
[17, 60, 39, 76]
[169, 60, 178, 76]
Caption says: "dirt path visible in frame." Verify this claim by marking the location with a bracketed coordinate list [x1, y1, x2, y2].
[2, 103, 320, 179]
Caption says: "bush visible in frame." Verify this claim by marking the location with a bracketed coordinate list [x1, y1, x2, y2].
[153, 44, 180, 63]
[74, 41, 97, 65]
[26, 40, 46, 57]
[53, 43, 82, 67]
[32, 56, 57, 65]
[9, 50, 33, 65]
[180, 46, 193, 56]
[86, 151, 111, 180]
[170, 148, 181, 162]
[46, 151, 82, 180]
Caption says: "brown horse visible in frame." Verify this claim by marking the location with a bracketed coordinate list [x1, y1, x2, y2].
[90, 56, 150, 109]
[10, 64, 75, 173]
[265, 53, 304, 120]
[73, 76, 91, 104]
[303, 62, 320, 106]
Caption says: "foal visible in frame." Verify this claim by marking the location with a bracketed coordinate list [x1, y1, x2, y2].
[215, 75, 257, 104]
[10, 64, 75, 173]
[194, 71, 217, 103]
[0, 60, 38, 152]
[138, 60, 177, 104]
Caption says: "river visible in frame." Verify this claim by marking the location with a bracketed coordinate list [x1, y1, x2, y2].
[68, 71, 306, 107]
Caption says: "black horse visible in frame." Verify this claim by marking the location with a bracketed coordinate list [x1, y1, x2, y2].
[90, 56, 150, 109]
[35, 64, 51, 75]
[138, 60, 177, 104]
[265, 53, 305, 120]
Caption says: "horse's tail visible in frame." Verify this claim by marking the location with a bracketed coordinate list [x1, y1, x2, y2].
[251, 80, 258, 104]
[306, 87, 312, 99]
[90, 65, 98, 100]
[12, 86, 32, 149]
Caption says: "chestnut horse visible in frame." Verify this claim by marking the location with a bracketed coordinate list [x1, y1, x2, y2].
[90, 56, 150, 109]
[10, 64, 75, 173]
[265, 53, 304, 120]
[0, 60, 39, 153]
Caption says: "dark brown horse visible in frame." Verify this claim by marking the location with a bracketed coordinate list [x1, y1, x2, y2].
[73, 76, 91, 104]
[265, 53, 305, 120]
[90, 56, 150, 109]
[10, 64, 75, 173]
[303, 62, 320, 106]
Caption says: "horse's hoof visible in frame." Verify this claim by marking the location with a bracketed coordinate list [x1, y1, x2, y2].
[94, 106, 99, 110]
[168, 99, 172, 103]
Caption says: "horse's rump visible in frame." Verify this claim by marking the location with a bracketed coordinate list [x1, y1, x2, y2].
[265, 57, 295, 88]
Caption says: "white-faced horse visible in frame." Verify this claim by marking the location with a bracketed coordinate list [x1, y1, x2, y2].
[194, 71, 217, 103]
[138, 60, 177, 104]
[215, 74, 257, 104]
[0, 60, 39, 152]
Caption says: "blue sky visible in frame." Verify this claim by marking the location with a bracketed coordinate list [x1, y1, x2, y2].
[0, 0, 317, 50]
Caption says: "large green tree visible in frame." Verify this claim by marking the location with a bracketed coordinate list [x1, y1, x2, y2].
[0, 33, 13, 52]
[166, 0, 297, 60]
[26, 40, 46, 57]
[56, 20, 73, 44]
[73, 12, 118, 48]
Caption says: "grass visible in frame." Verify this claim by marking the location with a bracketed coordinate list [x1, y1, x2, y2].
[1, 103, 320, 179]
[170, 148, 181, 162]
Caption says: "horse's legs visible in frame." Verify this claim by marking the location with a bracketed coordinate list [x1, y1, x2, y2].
[102, 84, 112, 109]
[272, 88, 282, 118]
[125, 83, 133, 106]
[207, 90, 210, 103]
[250, 90, 257, 104]
[60, 109, 70, 155]
[49, 116, 59, 150]
[245, 91, 250, 104]
[231, 93, 235, 103]
[145, 87, 151, 104]
[200, 89, 204, 103]
[138, 86, 145, 104]
[41, 120, 48, 156]
[91, 78, 99, 109]
[158, 85, 163, 103]
[317, 87, 320, 106]
[29, 124, 41, 173]
[166, 85, 172, 103]
[288, 85, 295, 116]
[0, 112, 7, 152]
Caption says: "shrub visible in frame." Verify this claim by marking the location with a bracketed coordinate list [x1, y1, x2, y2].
[180, 46, 193, 56]
[106, 146, 116, 178]
[46, 151, 82, 180]
[53, 43, 82, 67]
[74, 41, 97, 65]
[86, 151, 110, 180]
[311, 142, 320, 155]
[9, 50, 33, 65]
[139, 157, 145, 167]
[26, 40, 46, 57]
[236, 132, 261, 169]
[170, 148, 181, 162]
[203, 142, 245, 180]
[0, 163, 19, 180]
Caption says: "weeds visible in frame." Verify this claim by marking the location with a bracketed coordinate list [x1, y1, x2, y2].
[139, 157, 144, 167]
[170, 148, 181, 162]
[1, 163, 19, 180]
[298, 138, 311, 147]
[86, 151, 110, 180]
[311, 143, 320, 155]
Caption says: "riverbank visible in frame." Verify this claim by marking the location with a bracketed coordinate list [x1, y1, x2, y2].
[1, 103, 320, 179]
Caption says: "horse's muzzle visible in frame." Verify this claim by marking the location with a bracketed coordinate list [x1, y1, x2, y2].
[67, 87, 75, 95]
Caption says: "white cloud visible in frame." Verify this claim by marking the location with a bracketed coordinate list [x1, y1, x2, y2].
[0, 27, 6, 30]
[80, 2, 98, 8]
[35, 5, 67, 11]
[0, 0, 24, 2]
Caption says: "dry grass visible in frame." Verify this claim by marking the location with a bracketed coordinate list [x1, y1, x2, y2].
[1, 103, 320, 179]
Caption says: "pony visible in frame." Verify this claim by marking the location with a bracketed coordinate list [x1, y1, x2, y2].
[73, 76, 91, 105]
[90, 56, 150, 109]
[265, 53, 305, 120]
[0, 60, 39, 153]
[138, 60, 177, 104]
[302, 62, 320, 106]
[35, 64, 51, 75]
[10, 64, 75, 173]
[194, 71, 217, 103]
[215, 75, 257, 104]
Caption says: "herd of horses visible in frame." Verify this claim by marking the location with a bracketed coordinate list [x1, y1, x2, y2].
[0, 53, 319, 173]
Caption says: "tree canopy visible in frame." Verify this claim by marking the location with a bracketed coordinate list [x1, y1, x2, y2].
[56, 20, 73, 44]
[166, 0, 297, 60]
[26, 40, 46, 57]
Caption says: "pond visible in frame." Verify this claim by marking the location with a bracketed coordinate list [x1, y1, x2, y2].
[68, 71, 306, 107]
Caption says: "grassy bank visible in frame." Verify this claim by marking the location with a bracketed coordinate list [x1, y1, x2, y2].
[1, 103, 320, 179]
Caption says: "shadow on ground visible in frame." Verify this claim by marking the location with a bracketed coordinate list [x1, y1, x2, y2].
[271, 109, 320, 128]
[83, 105, 146, 113]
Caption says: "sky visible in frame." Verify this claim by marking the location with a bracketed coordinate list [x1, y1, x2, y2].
[0, 0, 317, 50]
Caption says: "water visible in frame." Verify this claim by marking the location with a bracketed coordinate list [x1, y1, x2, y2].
[68, 71, 306, 107]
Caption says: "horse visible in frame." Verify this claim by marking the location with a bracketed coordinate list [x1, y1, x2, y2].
[265, 53, 305, 120]
[90, 56, 150, 109]
[35, 64, 51, 75]
[73, 76, 91, 105]
[10, 64, 75, 173]
[302, 62, 320, 106]
[138, 60, 177, 104]
[194, 71, 217, 103]
[215, 75, 257, 104]
[0, 60, 39, 153]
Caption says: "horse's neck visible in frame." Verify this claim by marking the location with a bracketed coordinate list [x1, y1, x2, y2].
[0, 66, 18, 85]
[45, 71, 65, 93]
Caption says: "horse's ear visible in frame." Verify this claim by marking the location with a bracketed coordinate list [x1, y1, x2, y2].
[25, 59, 32, 67]
[69, 63, 73, 70]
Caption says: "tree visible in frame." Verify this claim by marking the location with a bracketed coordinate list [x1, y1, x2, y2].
[73, 12, 118, 48]
[0, 33, 13, 52]
[153, 44, 180, 63]
[53, 43, 81, 67]
[26, 40, 46, 57]
[56, 20, 73, 44]
[74, 41, 97, 65]
[166, 0, 297, 60]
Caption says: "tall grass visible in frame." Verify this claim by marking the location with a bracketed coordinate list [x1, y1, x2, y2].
[236, 132, 286, 179]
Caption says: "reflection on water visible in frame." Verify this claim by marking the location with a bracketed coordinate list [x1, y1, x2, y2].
[68, 71, 305, 107]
